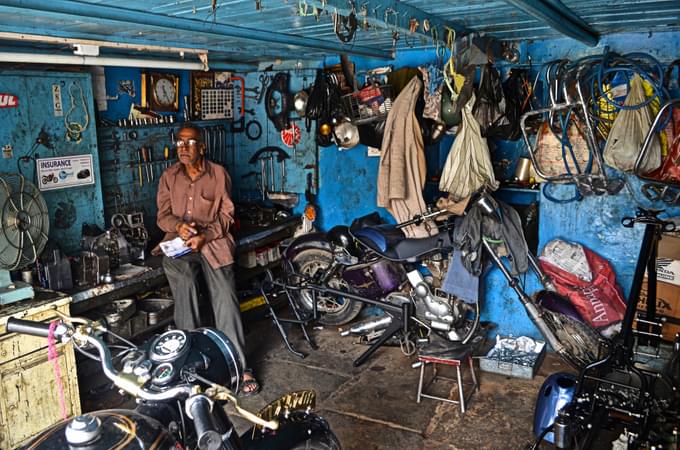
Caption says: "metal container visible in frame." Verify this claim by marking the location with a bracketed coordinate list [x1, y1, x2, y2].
[479, 340, 546, 379]
[514, 157, 532, 182]
[101, 299, 136, 328]
[137, 298, 174, 326]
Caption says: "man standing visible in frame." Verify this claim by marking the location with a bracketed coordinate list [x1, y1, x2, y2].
[156, 123, 259, 395]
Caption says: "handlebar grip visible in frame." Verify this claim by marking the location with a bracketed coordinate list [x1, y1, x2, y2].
[188, 396, 222, 450]
[6, 318, 53, 337]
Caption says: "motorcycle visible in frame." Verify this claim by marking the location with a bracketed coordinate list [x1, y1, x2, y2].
[7, 314, 340, 450]
[275, 191, 599, 369]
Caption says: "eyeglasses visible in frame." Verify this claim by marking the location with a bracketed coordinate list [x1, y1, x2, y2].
[175, 139, 199, 149]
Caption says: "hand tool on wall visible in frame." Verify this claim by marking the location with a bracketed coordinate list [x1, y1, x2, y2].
[148, 147, 155, 181]
[217, 126, 225, 164]
[257, 74, 271, 103]
[136, 149, 143, 187]
[141, 147, 152, 183]
[247, 146, 298, 207]
[164, 145, 170, 169]
[228, 76, 246, 119]
[239, 85, 260, 96]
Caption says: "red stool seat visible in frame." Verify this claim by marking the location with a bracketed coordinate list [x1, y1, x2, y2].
[416, 345, 479, 413]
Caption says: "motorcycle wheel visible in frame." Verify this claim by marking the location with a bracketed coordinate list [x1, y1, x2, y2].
[289, 427, 342, 450]
[542, 308, 601, 369]
[290, 248, 363, 326]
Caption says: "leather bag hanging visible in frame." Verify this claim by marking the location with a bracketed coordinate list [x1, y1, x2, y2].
[473, 63, 509, 137]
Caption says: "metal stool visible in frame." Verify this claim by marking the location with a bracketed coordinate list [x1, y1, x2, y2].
[416, 347, 479, 413]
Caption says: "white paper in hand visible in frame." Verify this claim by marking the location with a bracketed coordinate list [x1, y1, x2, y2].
[159, 237, 192, 258]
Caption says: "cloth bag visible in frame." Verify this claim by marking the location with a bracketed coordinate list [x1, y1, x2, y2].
[439, 94, 499, 201]
[534, 119, 596, 180]
[603, 74, 662, 173]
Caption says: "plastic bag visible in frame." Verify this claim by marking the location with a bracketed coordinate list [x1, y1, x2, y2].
[473, 63, 509, 136]
[539, 239, 626, 338]
[439, 94, 499, 201]
[603, 74, 661, 173]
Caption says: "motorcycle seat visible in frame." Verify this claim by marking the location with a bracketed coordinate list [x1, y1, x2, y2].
[351, 225, 454, 261]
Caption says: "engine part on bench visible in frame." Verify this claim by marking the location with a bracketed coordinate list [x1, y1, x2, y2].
[77, 251, 110, 286]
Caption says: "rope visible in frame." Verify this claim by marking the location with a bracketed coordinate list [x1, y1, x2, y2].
[48, 320, 69, 420]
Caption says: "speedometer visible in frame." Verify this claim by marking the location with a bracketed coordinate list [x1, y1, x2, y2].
[149, 330, 190, 362]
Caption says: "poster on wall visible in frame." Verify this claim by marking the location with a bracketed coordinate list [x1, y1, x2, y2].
[36, 155, 95, 191]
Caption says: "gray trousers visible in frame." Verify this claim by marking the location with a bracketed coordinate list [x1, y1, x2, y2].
[162, 253, 247, 369]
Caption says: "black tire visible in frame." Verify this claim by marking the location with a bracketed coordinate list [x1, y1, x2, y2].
[289, 427, 342, 450]
[290, 248, 363, 326]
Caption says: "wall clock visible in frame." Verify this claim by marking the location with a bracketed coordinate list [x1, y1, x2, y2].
[141, 72, 179, 112]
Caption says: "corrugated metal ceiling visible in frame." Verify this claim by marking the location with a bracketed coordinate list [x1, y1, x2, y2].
[0, 0, 678, 68]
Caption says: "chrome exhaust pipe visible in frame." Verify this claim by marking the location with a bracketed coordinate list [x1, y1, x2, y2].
[340, 316, 393, 337]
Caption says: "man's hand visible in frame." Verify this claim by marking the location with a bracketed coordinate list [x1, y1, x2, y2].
[185, 234, 206, 252]
[176, 221, 198, 240]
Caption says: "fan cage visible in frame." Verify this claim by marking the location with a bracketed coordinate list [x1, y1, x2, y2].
[0, 173, 50, 271]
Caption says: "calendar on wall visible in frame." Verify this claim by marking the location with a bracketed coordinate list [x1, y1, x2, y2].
[200, 88, 234, 120]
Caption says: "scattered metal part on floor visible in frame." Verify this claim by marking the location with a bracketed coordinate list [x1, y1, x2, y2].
[234, 318, 574, 450]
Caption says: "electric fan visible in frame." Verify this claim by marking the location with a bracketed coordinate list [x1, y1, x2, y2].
[0, 173, 49, 305]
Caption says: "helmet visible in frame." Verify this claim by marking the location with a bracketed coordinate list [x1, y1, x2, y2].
[328, 225, 360, 256]
[333, 120, 360, 150]
[440, 88, 461, 127]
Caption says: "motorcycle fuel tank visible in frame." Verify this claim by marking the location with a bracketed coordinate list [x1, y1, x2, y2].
[533, 373, 576, 444]
[20, 410, 178, 449]
[342, 259, 405, 297]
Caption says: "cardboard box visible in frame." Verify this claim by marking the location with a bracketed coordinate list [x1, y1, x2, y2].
[638, 279, 680, 341]
[649, 234, 680, 287]
[639, 279, 680, 319]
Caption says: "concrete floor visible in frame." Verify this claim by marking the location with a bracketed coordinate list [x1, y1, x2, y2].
[82, 315, 573, 449]
[232, 317, 575, 450]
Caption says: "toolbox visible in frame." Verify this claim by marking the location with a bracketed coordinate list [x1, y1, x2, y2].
[479, 339, 546, 380]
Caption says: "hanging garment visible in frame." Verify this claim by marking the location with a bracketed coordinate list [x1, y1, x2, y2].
[419, 65, 443, 122]
[452, 200, 529, 277]
[377, 77, 432, 237]
[473, 63, 509, 137]
[439, 93, 499, 201]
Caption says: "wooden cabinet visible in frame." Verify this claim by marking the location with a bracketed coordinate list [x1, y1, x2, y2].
[0, 296, 80, 449]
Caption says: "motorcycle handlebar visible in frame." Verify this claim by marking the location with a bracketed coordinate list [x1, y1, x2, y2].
[7, 317, 62, 338]
[187, 395, 222, 450]
[7, 317, 193, 402]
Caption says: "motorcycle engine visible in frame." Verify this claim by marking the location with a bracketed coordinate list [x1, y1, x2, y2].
[406, 269, 469, 341]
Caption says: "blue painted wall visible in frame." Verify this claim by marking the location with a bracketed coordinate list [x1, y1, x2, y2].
[0, 70, 104, 254]
[235, 31, 680, 340]
[3, 29, 677, 341]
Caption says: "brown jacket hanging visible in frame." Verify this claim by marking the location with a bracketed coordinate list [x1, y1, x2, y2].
[377, 76, 432, 237]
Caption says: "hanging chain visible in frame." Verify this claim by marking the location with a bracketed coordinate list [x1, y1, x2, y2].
[64, 82, 89, 143]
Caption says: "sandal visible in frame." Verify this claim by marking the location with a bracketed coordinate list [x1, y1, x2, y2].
[239, 370, 261, 397]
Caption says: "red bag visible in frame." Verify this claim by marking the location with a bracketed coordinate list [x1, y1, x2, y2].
[539, 240, 626, 335]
